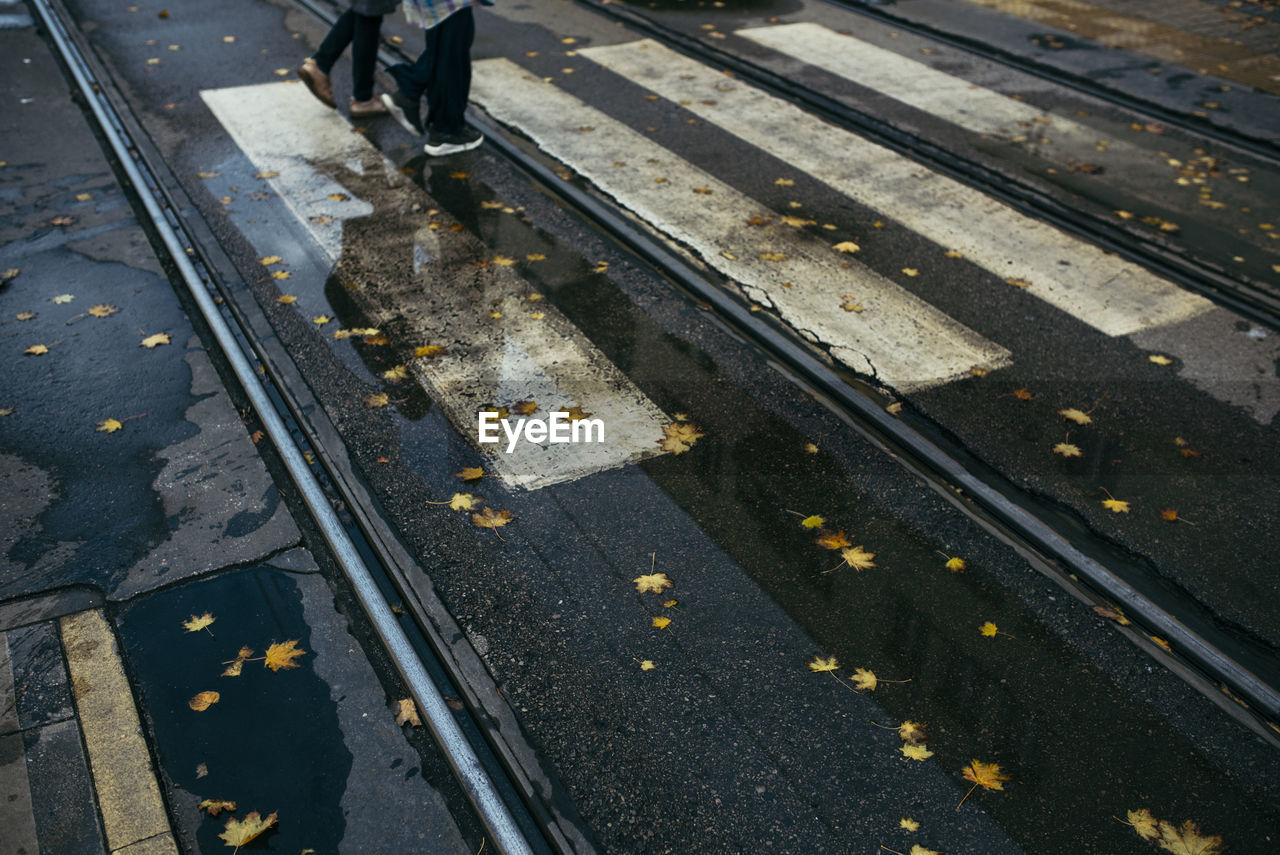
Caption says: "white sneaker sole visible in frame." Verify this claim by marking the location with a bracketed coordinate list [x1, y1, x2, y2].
[381, 93, 422, 136]
[422, 134, 484, 157]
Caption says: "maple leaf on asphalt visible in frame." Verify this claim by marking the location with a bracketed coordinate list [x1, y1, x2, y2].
[382, 365, 409, 383]
[189, 691, 220, 711]
[633, 572, 673, 594]
[651, 616, 671, 630]
[962, 759, 1010, 791]
[639, 660, 656, 671]
[1053, 442, 1083, 458]
[901, 744, 934, 761]
[88, 304, 119, 318]
[814, 530, 851, 550]
[910, 846, 941, 855]
[1059, 407, 1093, 425]
[832, 241, 860, 253]
[945, 557, 967, 572]
[850, 668, 878, 691]
[900, 817, 920, 832]
[259, 255, 282, 266]
[97, 418, 124, 434]
[512, 400, 538, 416]
[199, 799, 237, 817]
[183, 613, 215, 633]
[364, 392, 390, 408]
[1102, 498, 1131, 513]
[263, 640, 306, 672]
[455, 466, 485, 481]
[140, 332, 171, 349]
[1148, 354, 1174, 366]
[415, 344, 445, 358]
[219, 810, 277, 852]
[394, 698, 422, 727]
[472, 507, 513, 530]
[1128, 809, 1159, 840]
[53, 294, 74, 304]
[800, 515, 825, 529]
[658, 421, 705, 455]
[979, 621, 1000, 638]
[899, 721, 927, 744]
[838, 546, 876, 571]
[449, 493, 478, 511]
[1126, 809, 1224, 855]
[807, 654, 840, 673]
[24, 344, 50, 356]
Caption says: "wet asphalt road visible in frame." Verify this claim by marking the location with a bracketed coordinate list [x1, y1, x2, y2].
[3, 0, 1280, 853]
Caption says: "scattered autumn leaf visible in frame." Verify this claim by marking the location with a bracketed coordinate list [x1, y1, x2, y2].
[652, 616, 671, 630]
[16, 311, 37, 321]
[382, 365, 409, 383]
[909, 846, 941, 855]
[53, 294, 74, 304]
[901, 744, 934, 761]
[832, 241, 860, 253]
[221, 646, 253, 677]
[634, 572, 673, 594]
[449, 493, 478, 511]
[199, 799, 237, 817]
[415, 344, 445, 358]
[850, 668, 878, 691]
[837, 545, 876, 571]
[394, 698, 422, 727]
[759, 251, 789, 262]
[88, 304, 118, 318]
[899, 721, 926, 744]
[364, 392, 389, 408]
[456, 466, 485, 481]
[219, 810, 277, 852]
[979, 621, 999, 638]
[658, 421, 705, 455]
[259, 255, 282, 266]
[263, 639, 306, 672]
[1053, 442, 1082, 458]
[472, 507, 513, 530]
[189, 691, 220, 711]
[183, 612, 216, 633]
[639, 660, 656, 671]
[512, 400, 538, 416]
[1126, 809, 1223, 855]
[900, 817, 920, 832]
[1102, 497, 1131, 514]
[97, 418, 124, 433]
[1093, 606, 1131, 625]
[801, 515, 825, 529]
[25, 344, 50, 356]
[1148, 354, 1174, 366]
[807, 655, 840, 672]
[141, 332, 171, 349]
[958, 759, 1010, 808]
[1005, 277, 1032, 289]
[814, 530, 851, 550]
[1059, 407, 1092, 425]
[902, 268, 919, 277]
[1010, 388, 1033, 400]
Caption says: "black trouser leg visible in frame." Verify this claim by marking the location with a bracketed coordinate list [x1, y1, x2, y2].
[312, 9, 355, 75]
[350, 12, 383, 102]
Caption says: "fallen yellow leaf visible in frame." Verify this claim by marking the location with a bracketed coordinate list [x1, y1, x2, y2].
[198, 799, 236, 817]
[633, 573, 673, 594]
[901, 744, 934, 761]
[218, 810, 277, 851]
[472, 507, 513, 530]
[394, 698, 421, 727]
[807, 655, 840, 673]
[263, 639, 306, 672]
[189, 691, 220, 711]
[182, 612, 215, 633]
[141, 332, 171, 349]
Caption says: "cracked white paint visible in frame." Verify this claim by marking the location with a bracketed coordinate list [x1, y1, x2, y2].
[579, 39, 1213, 338]
[472, 58, 1010, 391]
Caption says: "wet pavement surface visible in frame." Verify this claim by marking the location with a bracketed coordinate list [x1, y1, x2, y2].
[2, 0, 1279, 853]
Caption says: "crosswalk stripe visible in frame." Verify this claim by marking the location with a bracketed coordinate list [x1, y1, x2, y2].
[471, 59, 1011, 391]
[738, 22, 1078, 140]
[201, 82, 671, 490]
[577, 39, 1214, 338]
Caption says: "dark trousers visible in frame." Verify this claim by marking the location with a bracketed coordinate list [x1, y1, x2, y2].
[313, 10, 383, 102]
[388, 7, 475, 135]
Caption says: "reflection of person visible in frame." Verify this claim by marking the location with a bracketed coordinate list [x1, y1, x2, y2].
[381, 0, 494, 156]
[298, 0, 400, 118]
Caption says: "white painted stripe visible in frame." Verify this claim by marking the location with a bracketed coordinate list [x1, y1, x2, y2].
[578, 39, 1214, 337]
[472, 59, 1010, 391]
[201, 82, 670, 489]
[739, 22, 1061, 139]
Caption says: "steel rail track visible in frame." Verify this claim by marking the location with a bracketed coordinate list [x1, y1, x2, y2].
[823, 0, 1280, 167]
[277, 0, 1280, 731]
[569, 0, 1280, 332]
[29, 1, 548, 852]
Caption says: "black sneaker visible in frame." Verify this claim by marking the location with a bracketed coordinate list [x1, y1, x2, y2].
[381, 91, 424, 136]
[423, 127, 484, 156]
